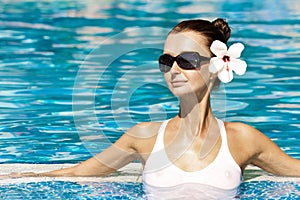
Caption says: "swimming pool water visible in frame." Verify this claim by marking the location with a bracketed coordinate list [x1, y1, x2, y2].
[0, 0, 300, 199]
[0, 181, 299, 200]
[0, 181, 144, 200]
[0, 0, 299, 164]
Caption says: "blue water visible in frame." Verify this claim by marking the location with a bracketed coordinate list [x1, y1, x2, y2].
[0, 0, 300, 199]
[0, 181, 299, 200]
[0, 0, 299, 164]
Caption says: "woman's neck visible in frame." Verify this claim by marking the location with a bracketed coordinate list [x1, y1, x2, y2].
[177, 90, 214, 138]
[167, 88, 220, 161]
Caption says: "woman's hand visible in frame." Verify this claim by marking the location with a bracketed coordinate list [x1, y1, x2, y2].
[0, 172, 39, 180]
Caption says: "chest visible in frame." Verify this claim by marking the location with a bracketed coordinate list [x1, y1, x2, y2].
[143, 139, 242, 190]
[164, 138, 222, 172]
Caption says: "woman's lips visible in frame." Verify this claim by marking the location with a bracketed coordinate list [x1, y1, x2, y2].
[171, 80, 187, 87]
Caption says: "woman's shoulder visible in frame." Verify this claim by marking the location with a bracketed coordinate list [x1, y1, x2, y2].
[223, 121, 264, 168]
[126, 121, 164, 139]
[224, 121, 263, 140]
[112, 121, 162, 152]
[119, 121, 163, 151]
[224, 121, 271, 155]
[118, 121, 164, 161]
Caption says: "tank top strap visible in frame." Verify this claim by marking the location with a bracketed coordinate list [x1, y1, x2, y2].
[153, 119, 170, 150]
[215, 118, 228, 146]
[158, 120, 170, 136]
[143, 119, 171, 172]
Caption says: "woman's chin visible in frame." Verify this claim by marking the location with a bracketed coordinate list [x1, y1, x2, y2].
[169, 85, 209, 100]
[170, 88, 196, 97]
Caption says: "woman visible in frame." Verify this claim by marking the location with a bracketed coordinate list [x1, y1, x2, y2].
[12, 18, 300, 199]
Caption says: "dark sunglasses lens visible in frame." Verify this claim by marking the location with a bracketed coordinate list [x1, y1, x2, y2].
[159, 54, 173, 72]
[177, 53, 199, 69]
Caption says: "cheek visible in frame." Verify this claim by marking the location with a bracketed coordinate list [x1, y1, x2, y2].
[189, 73, 207, 88]
[164, 73, 170, 82]
[164, 73, 173, 88]
[190, 65, 210, 84]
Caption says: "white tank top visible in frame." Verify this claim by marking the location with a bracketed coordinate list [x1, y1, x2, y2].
[142, 118, 242, 200]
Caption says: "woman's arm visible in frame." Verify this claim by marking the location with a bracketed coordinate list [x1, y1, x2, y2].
[41, 133, 140, 177]
[11, 122, 157, 178]
[241, 124, 300, 176]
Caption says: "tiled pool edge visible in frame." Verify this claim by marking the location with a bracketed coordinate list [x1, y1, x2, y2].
[0, 164, 299, 185]
[0, 163, 142, 185]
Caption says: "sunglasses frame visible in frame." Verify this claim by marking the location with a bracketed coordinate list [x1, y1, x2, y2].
[159, 52, 210, 72]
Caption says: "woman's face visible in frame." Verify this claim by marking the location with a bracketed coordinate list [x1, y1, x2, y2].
[162, 31, 212, 98]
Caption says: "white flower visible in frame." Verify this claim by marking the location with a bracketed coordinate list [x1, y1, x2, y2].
[208, 40, 247, 83]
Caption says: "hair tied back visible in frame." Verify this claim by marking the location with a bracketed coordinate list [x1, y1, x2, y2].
[212, 18, 231, 43]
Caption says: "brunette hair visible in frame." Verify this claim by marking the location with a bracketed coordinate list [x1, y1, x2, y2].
[169, 18, 231, 48]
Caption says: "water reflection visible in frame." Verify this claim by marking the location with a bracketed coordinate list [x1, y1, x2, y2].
[0, 0, 299, 163]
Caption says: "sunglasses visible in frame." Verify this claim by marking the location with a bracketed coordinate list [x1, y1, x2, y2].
[158, 52, 210, 73]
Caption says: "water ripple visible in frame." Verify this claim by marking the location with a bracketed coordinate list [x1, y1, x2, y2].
[0, 0, 299, 163]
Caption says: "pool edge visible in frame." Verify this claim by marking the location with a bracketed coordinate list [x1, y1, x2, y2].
[0, 163, 299, 184]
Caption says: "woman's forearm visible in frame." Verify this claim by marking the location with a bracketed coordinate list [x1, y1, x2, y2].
[40, 165, 78, 177]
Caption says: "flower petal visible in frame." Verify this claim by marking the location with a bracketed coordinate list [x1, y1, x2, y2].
[227, 43, 244, 58]
[218, 68, 233, 83]
[210, 40, 227, 57]
[228, 59, 247, 75]
[208, 57, 224, 73]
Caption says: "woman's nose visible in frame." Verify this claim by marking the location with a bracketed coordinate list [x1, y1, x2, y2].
[169, 61, 181, 74]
